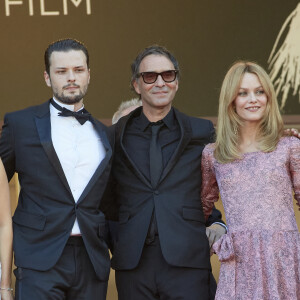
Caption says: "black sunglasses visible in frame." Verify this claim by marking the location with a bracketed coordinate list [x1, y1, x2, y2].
[138, 70, 178, 84]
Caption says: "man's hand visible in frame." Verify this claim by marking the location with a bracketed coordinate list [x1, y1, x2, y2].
[206, 223, 226, 251]
[284, 128, 300, 138]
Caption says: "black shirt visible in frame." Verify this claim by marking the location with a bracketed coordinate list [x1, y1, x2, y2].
[123, 107, 181, 181]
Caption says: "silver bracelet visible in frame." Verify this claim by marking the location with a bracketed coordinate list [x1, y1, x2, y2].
[0, 287, 13, 291]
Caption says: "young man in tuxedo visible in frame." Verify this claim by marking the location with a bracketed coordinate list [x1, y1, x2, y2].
[0, 39, 113, 299]
[109, 45, 226, 300]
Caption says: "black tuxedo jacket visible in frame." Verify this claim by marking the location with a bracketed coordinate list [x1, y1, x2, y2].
[0, 100, 113, 281]
[109, 107, 222, 271]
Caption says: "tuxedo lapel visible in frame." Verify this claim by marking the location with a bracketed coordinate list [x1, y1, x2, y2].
[160, 108, 192, 183]
[34, 101, 72, 196]
[77, 117, 113, 204]
[117, 114, 152, 189]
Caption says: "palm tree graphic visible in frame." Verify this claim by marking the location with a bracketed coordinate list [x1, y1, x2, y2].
[268, 3, 300, 110]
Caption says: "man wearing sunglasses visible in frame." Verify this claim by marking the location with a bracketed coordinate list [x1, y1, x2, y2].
[106, 45, 226, 300]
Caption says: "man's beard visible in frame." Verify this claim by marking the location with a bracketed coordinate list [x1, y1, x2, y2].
[53, 84, 88, 105]
[54, 91, 86, 105]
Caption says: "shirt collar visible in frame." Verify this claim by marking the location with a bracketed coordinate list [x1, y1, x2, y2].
[51, 97, 84, 113]
[139, 107, 176, 132]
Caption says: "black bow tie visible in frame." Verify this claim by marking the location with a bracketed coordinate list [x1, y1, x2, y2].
[50, 99, 91, 125]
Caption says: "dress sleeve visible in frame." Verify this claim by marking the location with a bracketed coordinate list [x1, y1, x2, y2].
[201, 145, 220, 220]
[290, 137, 300, 207]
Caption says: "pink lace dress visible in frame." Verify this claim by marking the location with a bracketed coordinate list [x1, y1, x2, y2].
[201, 137, 300, 300]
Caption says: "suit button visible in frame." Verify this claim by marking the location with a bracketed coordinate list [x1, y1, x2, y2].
[75, 205, 78, 210]
[154, 190, 159, 195]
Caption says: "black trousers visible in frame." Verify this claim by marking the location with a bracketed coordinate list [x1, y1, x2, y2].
[14, 236, 108, 300]
[116, 237, 214, 300]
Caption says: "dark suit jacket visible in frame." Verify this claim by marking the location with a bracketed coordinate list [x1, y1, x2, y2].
[109, 107, 222, 271]
[0, 100, 113, 281]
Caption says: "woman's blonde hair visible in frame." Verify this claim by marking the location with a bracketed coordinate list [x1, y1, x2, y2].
[215, 61, 283, 163]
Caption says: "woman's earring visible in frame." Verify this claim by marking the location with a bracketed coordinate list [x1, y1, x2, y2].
[234, 126, 238, 135]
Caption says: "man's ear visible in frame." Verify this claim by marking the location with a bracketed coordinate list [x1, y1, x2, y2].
[44, 71, 51, 87]
[133, 79, 141, 95]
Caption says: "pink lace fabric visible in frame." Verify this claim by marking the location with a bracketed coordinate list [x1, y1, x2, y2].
[201, 137, 300, 300]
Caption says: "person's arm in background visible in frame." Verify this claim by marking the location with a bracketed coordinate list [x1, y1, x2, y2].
[0, 159, 13, 300]
[0, 114, 16, 299]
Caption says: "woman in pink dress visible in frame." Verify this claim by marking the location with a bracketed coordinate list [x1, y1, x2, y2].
[201, 61, 300, 300]
[0, 158, 13, 300]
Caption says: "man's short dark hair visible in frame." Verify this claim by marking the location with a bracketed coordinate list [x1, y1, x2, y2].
[130, 45, 180, 90]
[44, 38, 89, 75]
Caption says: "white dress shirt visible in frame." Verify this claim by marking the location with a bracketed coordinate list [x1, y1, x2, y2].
[50, 98, 106, 235]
